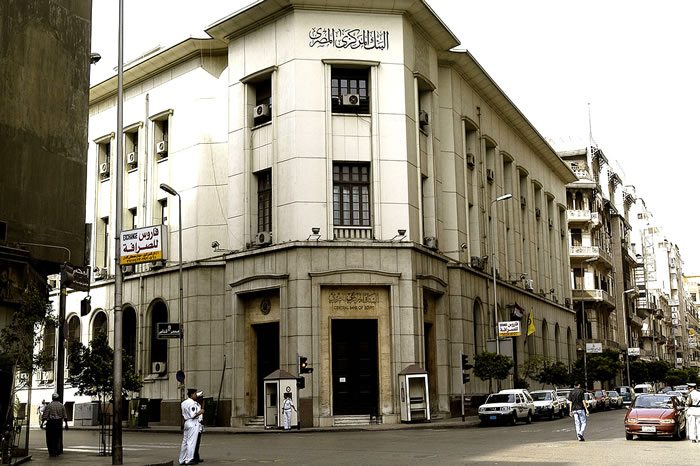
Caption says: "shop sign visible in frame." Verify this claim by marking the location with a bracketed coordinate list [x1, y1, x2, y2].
[498, 321, 521, 337]
[309, 27, 389, 50]
[120, 225, 168, 265]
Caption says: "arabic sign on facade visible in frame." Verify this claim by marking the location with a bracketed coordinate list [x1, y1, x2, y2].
[498, 321, 521, 337]
[586, 342, 603, 353]
[328, 291, 377, 311]
[628, 347, 640, 356]
[309, 27, 389, 50]
[120, 225, 168, 265]
[157, 322, 181, 339]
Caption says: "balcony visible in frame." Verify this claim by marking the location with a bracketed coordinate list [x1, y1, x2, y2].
[569, 245, 613, 267]
[333, 226, 373, 240]
[567, 209, 592, 224]
[591, 212, 601, 229]
[572, 289, 615, 308]
[628, 313, 644, 328]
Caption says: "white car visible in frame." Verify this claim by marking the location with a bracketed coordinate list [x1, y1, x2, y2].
[478, 390, 535, 425]
[530, 389, 565, 419]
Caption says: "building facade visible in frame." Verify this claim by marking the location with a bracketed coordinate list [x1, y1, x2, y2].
[24, 0, 578, 427]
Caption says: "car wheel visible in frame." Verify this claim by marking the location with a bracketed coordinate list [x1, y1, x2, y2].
[625, 432, 633, 440]
[673, 426, 681, 441]
[559, 407, 564, 418]
[549, 409, 555, 420]
[526, 411, 532, 424]
[510, 412, 518, 426]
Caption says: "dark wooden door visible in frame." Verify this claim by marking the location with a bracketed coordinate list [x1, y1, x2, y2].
[332, 319, 378, 415]
[255, 323, 279, 415]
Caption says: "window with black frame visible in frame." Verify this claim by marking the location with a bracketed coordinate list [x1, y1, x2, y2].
[333, 163, 370, 226]
[253, 78, 272, 125]
[331, 67, 370, 114]
[257, 169, 272, 233]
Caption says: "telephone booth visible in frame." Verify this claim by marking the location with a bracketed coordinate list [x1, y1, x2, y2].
[263, 369, 299, 429]
[398, 364, 430, 423]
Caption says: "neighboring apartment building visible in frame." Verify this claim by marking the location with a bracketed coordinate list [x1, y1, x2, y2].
[22, 0, 578, 427]
[0, 0, 92, 427]
[682, 275, 700, 367]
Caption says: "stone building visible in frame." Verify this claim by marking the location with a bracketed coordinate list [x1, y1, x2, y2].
[26, 0, 577, 427]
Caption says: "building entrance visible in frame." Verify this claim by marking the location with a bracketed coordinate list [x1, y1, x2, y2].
[331, 319, 378, 415]
[254, 323, 279, 416]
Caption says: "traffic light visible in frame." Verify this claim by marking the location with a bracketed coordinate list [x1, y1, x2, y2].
[461, 354, 473, 384]
[60, 263, 74, 287]
[80, 297, 91, 317]
[296, 377, 305, 389]
[299, 355, 313, 374]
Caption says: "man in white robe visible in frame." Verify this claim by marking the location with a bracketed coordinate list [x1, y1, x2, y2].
[179, 389, 204, 465]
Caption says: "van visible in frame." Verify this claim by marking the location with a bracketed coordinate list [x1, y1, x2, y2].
[633, 383, 654, 395]
[614, 385, 634, 405]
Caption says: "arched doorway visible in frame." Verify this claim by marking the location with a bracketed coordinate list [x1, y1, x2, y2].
[149, 301, 168, 374]
[92, 311, 108, 338]
[123, 306, 137, 362]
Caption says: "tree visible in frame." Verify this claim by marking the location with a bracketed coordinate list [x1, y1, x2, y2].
[629, 359, 649, 386]
[664, 368, 688, 388]
[647, 360, 670, 385]
[67, 331, 142, 420]
[587, 349, 622, 388]
[538, 361, 571, 388]
[519, 355, 548, 386]
[0, 286, 56, 424]
[474, 351, 514, 393]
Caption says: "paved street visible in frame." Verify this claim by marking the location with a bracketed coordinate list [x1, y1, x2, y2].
[24, 410, 699, 465]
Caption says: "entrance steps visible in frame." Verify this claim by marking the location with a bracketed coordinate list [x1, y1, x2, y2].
[245, 416, 265, 427]
[333, 414, 374, 426]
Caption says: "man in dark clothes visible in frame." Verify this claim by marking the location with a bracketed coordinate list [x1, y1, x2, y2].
[567, 382, 589, 441]
[42, 392, 68, 456]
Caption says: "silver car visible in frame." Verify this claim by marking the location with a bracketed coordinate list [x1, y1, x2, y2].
[478, 392, 535, 425]
[530, 390, 565, 419]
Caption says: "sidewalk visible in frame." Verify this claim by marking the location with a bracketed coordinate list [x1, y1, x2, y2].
[13, 415, 479, 465]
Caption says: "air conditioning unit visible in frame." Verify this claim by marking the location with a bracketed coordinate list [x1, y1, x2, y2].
[99, 162, 109, 176]
[560, 228, 566, 238]
[525, 279, 534, 291]
[43, 370, 55, 382]
[341, 93, 361, 106]
[152, 361, 167, 375]
[520, 196, 526, 208]
[95, 267, 109, 280]
[535, 207, 541, 219]
[127, 152, 138, 165]
[466, 153, 475, 168]
[418, 110, 429, 128]
[565, 297, 572, 307]
[121, 265, 134, 275]
[156, 140, 168, 156]
[486, 169, 495, 183]
[149, 260, 166, 270]
[254, 103, 270, 118]
[548, 218, 554, 229]
[470, 256, 484, 270]
[255, 231, 272, 246]
[423, 236, 438, 250]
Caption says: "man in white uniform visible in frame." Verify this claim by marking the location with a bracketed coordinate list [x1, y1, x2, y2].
[179, 389, 204, 465]
[687, 383, 700, 443]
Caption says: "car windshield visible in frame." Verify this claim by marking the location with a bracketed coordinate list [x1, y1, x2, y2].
[608, 391, 618, 397]
[531, 392, 551, 401]
[594, 390, 604, 396]
[486, 394, 515, 404]
[633, 396, 673, 409]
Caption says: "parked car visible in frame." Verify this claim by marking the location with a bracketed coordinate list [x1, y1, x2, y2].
[613, 385, 634, 405]
[592, 389, 610, 410]
[478, 391, 535, 426]
[530, 390, 565, 419]
[624, 394, 686, 440]
[634, 383, 654, 396]
[667, 390, 687, 404]
[606, 390, 623, 409]
[584, 392, 597, 411]
[555, 389, 572, 416]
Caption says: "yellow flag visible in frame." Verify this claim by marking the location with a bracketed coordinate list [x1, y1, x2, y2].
[527, 311, 535, 336]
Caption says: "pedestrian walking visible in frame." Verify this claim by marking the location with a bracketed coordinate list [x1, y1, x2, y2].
[192, 390, 204, 464]
[179, 388, 204, 465]
[282, 392, 296, 430]
[567, 382, 589, 441]
[687, 382, 700, 443]
[42, 393, 68, 457]
[37, 400, 46, 429]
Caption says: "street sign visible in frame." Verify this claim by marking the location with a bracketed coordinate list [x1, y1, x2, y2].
[70, 266, 90, 292]
[627, 347, 640, 356]
[120, 225, 168, 265]
[498, 321, 521, 337]
[586, 342, 603, 353]
[157, 322, 182, 339]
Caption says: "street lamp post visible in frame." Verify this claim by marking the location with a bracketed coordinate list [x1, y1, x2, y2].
[160, 183, 184, 403]
[490, 193, 512, 355]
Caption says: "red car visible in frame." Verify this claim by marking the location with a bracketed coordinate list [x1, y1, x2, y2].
[624, 394, 686, 440]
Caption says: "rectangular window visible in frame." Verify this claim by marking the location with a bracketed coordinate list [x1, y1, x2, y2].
[101, 216, 109, 268]
[257, 169, 272, 233]
[154, 119, 169, 159]
[331, 67, 370, 114]
[158, 199, 168, 225]
[125, 131, 139, 169]
[253, 78, 272, 125]
[571, 229, 582, 247]
[333, 163, 371, 226]
[98, 141, 111, 179]
[128, 207, 137, 229]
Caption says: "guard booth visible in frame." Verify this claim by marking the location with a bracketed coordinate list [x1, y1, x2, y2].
[263, 369, 299, 429]
[128, 398, 149, 428]
[398, 364, 430, 423]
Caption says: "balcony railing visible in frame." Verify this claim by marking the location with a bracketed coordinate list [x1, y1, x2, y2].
[333, 226, 373, 240]
[569, 245, 613, 265]
[572, 288, 615, 307]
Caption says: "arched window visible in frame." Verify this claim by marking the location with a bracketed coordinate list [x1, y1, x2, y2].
[92, 311, 108, 338]
[66, 315, 81, 371]
[567, 327, 574, 365]
[150, 301, 168, 372]
[123, 306, 137, 362]
[473, 300, 484, 355]
[542, 319, 549, 360]
[554, 323, 561, 362]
